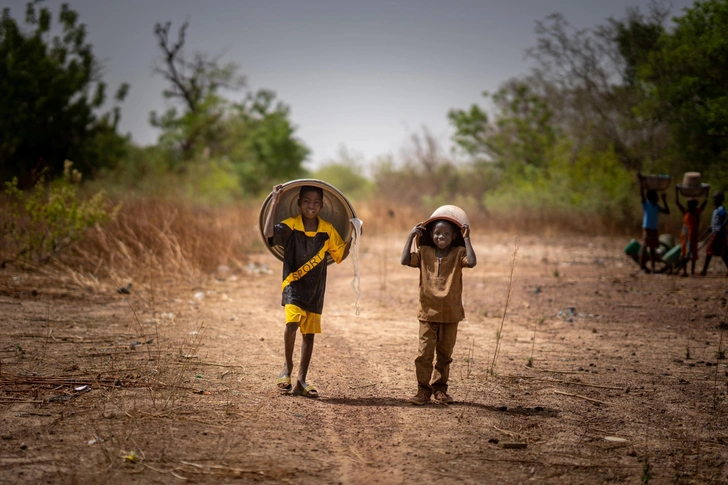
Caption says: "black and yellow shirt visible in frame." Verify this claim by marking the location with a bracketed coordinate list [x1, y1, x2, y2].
[268, 215, 346, 314]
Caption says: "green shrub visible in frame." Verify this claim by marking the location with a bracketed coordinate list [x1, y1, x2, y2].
[483, 141, 636, 233]
[1, 161, 118, 265]
[312, 161, 373, 200]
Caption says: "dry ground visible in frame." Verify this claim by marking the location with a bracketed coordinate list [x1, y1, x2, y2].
[2, 232, 728, 484]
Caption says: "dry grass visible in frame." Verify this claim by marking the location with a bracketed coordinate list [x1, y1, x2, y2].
[4, 206, 728, 483]
[45, 198, 258, 293]
[353, 199, 423, 235]
[354, 197, 649, 239]
[2, 193, 646, 299]
[488, 244, 519, 376]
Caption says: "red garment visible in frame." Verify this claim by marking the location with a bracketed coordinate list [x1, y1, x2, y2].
[680, 207, 702, 261]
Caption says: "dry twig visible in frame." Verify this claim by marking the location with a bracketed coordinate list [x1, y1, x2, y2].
[554, 390, 613, 406]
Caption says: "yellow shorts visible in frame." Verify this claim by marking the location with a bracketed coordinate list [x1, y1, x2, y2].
[285, 304, 321, 334]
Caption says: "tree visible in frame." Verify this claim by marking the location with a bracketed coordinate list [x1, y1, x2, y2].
[637, 0, 728, 177]
[526, 8, 670, 171]
[448, 78, 558, 177]
[150, 21, 309, 193]
[0, 1, 129, 186]
[150, 21, 245, 162]
[224, 89, 309, 194]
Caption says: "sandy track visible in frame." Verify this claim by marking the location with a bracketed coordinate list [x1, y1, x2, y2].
[1, 233, 728, 483]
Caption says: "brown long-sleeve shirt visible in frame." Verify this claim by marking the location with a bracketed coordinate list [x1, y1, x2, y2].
[408, 245, 469, 323]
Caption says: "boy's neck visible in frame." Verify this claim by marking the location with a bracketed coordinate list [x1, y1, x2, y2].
[302, 215, 318, 232]
[435, 246, 451, 258]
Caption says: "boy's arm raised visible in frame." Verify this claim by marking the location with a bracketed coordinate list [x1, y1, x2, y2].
[401, 225, 423, 265]
[263, 184, 284, 239]
[700, 188, 709, 211]
[462, 224, 477, 268]
[637, 172, 646, 203]
[660, 191, 670, 215]
[675, 186, 685, 214]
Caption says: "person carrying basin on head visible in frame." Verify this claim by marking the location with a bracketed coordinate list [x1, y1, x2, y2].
[675, 185, 708, 276]
[401, 205, 477, 405]
[263, 183, 358, 398]
[637, 172, 670, 273]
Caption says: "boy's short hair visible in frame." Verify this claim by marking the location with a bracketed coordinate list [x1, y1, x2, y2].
[713, 191, 725, 204]
[429, 219, 457, 233]
[299, 185, 324, 200]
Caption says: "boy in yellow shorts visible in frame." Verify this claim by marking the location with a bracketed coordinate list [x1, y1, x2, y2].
[263, 184, 352, 398]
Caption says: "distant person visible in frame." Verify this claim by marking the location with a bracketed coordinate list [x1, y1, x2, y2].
[264, 184, 355, 398]
[675, 186, 708, 276]
[638, 172, 670, 273]
[700, 190, 728, 276]
[401, 210, 476, 405]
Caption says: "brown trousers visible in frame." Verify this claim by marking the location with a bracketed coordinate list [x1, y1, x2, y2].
[415, 320, 459, 396]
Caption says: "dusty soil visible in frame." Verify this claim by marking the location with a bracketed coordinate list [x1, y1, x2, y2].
[2, 232, 728, 484]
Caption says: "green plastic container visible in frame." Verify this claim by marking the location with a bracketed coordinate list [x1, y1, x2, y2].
[625, 239, 641, 256]
[662, 244, 682, 265]
[659, 233, 675, 249]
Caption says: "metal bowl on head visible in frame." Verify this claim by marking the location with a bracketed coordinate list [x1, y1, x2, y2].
[259, 179, 357, 265]
[417, 205, 470, 248]
[642, 174, 671, 191]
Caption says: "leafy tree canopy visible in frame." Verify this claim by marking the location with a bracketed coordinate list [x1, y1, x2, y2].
[150, 21, 308, 195]
[638, 0, 728, 175]
[448, 79, 558, 176]
[0, 0, 129, 186]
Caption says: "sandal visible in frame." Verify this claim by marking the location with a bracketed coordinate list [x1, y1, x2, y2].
[292, 381, 319, 398]
[276, 375, 292, 392]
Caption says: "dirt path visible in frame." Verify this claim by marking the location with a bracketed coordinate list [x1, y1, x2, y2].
[2, 233, 728, 484]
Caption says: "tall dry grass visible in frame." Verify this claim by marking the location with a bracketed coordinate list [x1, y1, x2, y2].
[2, 183, 645, 297]
[58, 198, 258, 290]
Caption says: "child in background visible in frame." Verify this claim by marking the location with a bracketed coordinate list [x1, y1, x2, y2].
[401, 214, 476, 405]
[675, 186, 708, 276]
[700, 191, 728, 276]
[264, 184, 354, 398]
[638, 172, 670, 273]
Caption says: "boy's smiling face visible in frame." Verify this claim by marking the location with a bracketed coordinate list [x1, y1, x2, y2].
[431, 221, 456, 250]
[298, 189, 323, 221]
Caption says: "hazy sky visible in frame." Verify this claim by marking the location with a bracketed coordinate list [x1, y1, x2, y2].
[5, 0, 695, 169]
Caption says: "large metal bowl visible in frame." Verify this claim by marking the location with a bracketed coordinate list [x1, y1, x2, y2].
[642, 174, 671, 191]
[259, 179, 357, 265]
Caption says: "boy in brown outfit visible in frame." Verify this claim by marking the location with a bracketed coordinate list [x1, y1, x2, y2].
[401, 206, 477, 405]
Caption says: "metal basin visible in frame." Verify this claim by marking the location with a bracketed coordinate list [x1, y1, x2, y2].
[259, 179, 357, 264]
[642, 174, 671, 191]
